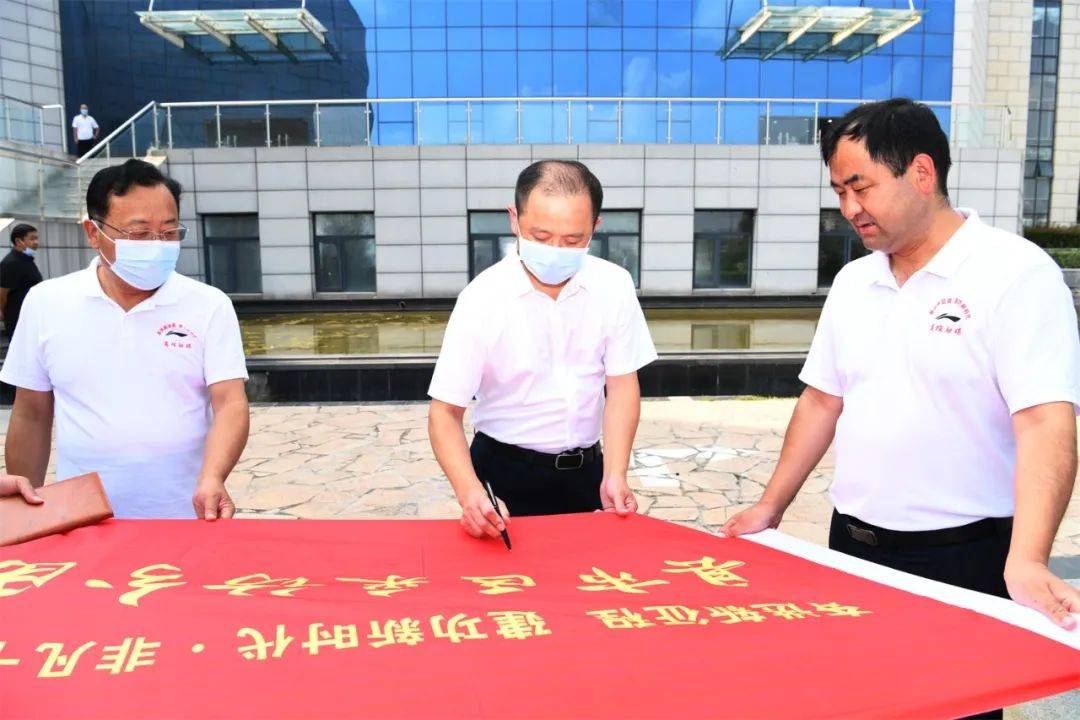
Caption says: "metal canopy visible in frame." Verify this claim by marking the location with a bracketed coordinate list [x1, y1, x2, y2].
[136, 4, 338, 64]
[720, 3, 924, 62]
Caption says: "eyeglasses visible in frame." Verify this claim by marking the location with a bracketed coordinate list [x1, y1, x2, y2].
[92, 218, 187, 242]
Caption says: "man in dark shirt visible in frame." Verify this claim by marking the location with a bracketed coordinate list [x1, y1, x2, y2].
[1, 224, 43, 342]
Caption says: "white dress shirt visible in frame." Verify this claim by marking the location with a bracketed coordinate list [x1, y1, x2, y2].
[429, 251, 657, 454]
[800, 209, 1080, 530]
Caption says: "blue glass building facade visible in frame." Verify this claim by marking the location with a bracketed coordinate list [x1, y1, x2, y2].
[59, 0, 954, 148]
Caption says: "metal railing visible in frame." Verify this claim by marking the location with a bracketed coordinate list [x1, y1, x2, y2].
[80, 96, 1018, 161]
[0, 143, 81, 219]
[76, 100, 159, 164]
[0, 95, 66, 152]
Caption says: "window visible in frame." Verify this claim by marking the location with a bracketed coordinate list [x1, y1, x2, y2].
[469, 211, 515, 278]
[589, 210, 641, 286]
[818, 210, 868, 288]
[1024, 0, 1061, 227]
[693, 210, 754, 289]
[469, 210, 641, 284]
[202, 215, 261, 294]
[313, 213, 376, 293]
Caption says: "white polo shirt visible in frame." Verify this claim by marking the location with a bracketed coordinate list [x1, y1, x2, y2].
[429, 251, 657, 454]
[71, 114, 98, 141]
[0, 259, 249, 519]
[801, 209, 1080, 531]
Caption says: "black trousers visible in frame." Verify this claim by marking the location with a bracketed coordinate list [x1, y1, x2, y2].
[829, 510, 1012, 719]
[470, 432, 603, 516]
[76, 138, 95, 156]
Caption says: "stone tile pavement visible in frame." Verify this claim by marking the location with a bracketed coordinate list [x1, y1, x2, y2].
[219, 397, 1080, 560]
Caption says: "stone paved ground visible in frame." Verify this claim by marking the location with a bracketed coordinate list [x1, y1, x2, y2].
[219, 398, 1080, 559]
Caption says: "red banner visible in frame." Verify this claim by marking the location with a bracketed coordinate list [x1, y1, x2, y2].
[1, 514, 1076, 718]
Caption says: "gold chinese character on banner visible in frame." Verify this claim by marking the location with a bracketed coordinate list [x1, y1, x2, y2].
[35, 641, 96, 678]
[0, 561, 76, 598]
[114, 564, 185, 607]
[586, 608, 655, 630]
[645, 605, 704, 626]
[431, 614, 489, 643]
[811, 602, 872, 617]
[95, 637, 161, 674]
[0, 640, 20, 666]
[237, 625, 293, 660]
[661, 557, 749, 587]
[367, 619, 424, 648]
[205, 574, 321, 598]
[336, 575, 428, 598]
[577, 567, 669, 594]
[302, 623, 360, 655]
[462, 574, 536, 595]
[752, 603, 818, 621]
[704, 605, 767, 624]
[488, 611, 552, 640]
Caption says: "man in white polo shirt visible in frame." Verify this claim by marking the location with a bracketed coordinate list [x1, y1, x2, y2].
[724, 99, 1080, 633]
[72, 104, 99, 157]
[428, 160, 657, 540]
[1, 159, 250, 520]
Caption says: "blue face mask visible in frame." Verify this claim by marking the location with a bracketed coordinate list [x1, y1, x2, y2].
[22, 247, 35, 258]
[80, 108, 88, 116]
[517, 237, 589, 286]
[97, 230, 180, 291]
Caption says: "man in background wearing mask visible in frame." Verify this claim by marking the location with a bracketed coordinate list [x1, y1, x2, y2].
[428, 160, 657, 541]
[0, 159, 250, 520]
[1, 224, 43, 344]
[71, 104, 99, 157]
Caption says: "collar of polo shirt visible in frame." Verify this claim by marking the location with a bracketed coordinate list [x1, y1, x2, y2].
[866, 208, 980, 289]
[81, 256, 183, 308]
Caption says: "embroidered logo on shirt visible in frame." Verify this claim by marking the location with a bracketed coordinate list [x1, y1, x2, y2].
[928, 297, 971, 336]
[157, 322, 197, 350]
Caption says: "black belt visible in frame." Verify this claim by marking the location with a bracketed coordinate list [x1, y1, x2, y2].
[835, 511, 1013, 550]
[475, 432, 601, 471]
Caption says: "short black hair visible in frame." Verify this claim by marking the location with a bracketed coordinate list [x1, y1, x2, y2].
[820, 98, 951, 198]
[10, 223, 37, 246]
[86, 159, 182, 221]
[515, 160, 604, 223]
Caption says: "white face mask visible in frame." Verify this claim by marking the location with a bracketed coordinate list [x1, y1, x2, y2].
[517, 236, 589, 285]
[95, 224, 180, 291]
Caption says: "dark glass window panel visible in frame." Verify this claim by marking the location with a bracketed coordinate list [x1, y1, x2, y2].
[693, 210, 754, 289]
[313, 213, 376, 293]
[204, 213, 262, 295]
[817, 210, 869, 287]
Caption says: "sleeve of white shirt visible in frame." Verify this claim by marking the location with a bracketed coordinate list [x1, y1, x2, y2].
[798, 288, 844, 397]
[203, 297, 249, 386]
[91, 118, 99, 130]
[428, 290, 486, 407]
[71, 117, 78, 128]
[604, 272, 658, 377]
[990, 263, 1080, 414]
[0, 287, 52, 392]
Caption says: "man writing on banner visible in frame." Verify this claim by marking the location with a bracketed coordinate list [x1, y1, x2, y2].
[428, 160, 657, 540]
[723, 99, 1080, 636]
[0, 159, 250, 520]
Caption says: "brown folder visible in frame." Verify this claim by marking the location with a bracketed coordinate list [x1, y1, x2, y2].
[0, 472, 113, 546]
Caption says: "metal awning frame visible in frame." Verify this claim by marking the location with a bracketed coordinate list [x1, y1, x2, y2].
[721, 2, 925, 63]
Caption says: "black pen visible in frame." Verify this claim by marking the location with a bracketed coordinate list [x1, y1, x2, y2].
[483, 481, 512, 551]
